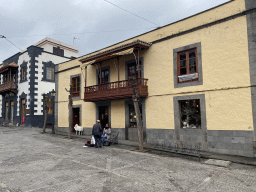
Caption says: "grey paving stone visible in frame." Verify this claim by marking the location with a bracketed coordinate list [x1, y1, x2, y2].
[204, 159, 231, 167]
[0, 126, 256, 192]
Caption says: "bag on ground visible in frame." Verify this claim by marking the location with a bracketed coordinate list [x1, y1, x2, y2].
[91, 136, 95, 145]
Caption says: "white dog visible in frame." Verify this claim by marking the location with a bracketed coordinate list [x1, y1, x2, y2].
[74, 124, 83, 135]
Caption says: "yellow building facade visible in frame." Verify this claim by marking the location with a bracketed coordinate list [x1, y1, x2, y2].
[56, 0, 256, 157]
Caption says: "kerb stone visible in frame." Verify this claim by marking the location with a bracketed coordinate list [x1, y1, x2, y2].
[204, 159, 232, 167]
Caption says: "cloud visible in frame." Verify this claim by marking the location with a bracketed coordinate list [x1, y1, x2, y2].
[0, 0, 229, 62]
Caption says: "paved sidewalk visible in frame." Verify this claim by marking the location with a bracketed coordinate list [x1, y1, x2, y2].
[0, 126, 256, 192]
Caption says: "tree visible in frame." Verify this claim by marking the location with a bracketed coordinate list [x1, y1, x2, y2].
[130, 77, 144, 151]
[65, 84, 73, 139]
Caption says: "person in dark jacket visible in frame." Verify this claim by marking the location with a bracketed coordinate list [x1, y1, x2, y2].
[92, 120, 102, 148]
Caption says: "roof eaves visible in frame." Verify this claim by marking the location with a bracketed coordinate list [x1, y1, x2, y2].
[80, 40, 152, 63]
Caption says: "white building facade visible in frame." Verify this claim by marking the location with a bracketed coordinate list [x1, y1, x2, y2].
[0, 38, 79, 127]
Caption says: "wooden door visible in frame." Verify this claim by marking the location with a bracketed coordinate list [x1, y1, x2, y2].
[10, 101, 14, 123]
[99, 106, 108, 128]
[21, 99, 25, 124]
[72, 108, 80, 132]
[5, 102, 8, 121]
[127, 61, 141, 80]
[98, 68, 109, 85]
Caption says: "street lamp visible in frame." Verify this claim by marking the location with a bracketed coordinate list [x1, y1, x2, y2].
[50, 89, 56, 134]
[51, 89, 56, 97]
[42, 93, 47, 133]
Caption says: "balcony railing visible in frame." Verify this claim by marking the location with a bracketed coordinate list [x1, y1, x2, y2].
[84, 78, 148, 101]
[0, 79, 17, 95]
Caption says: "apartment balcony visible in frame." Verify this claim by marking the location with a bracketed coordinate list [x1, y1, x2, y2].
[84, 78, 148, 102]
[0, 80, 17, 95]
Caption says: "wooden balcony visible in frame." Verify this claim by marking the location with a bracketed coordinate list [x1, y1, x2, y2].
[0, 80, 17, 95]
[84, 78, 148, 102]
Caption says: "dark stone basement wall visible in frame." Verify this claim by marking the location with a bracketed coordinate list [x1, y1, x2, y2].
[54, 126, 254, 157]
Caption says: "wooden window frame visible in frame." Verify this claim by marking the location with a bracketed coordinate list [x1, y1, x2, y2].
[46, 67, 54, 80]
[53, 47, 64, 56]
[72, 76, 80, 97]
[177, 48, 198, 83]
[21, 67, 26, 81]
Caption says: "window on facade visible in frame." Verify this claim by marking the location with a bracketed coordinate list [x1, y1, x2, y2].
[129, 104, 142, 128]
[98, 68, 109, 85]
[179, 99, 201, 129]
[53, 47, 64, 56]
[177, 48, 198, 83]
[72, 76, 80, 97]
[127, 61, 141, 80]
[21, 67, 26, 80]
[46, 67, 54, 80]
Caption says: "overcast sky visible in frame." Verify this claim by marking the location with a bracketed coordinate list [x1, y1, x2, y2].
[0, 0, 229, 62]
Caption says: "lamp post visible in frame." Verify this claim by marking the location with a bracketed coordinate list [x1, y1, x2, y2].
[42, 93, 48, 133]
[51, 89, 56, 134]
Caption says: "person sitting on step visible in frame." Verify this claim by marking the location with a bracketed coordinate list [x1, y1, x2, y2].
[101, 123, 111, 146]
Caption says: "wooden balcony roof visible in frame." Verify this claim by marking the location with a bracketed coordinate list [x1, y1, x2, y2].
[79, 40, 152, 64]
[0, 62, 18, 74]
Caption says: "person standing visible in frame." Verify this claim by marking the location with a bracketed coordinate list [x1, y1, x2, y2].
[92, 120, 102, 148]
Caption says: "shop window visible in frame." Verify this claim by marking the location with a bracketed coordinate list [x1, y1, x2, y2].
[72, 76, 80, 97]
[177, 48, 198, 83]
[46, 67, 54, 80]
[129, 104, 142, 128]
[179, 99, 201, 129]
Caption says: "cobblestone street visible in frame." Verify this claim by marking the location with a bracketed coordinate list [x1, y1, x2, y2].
[0, 126, 256, 192]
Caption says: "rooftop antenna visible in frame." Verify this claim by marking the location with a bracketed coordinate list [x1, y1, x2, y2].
[73, 37, 78, 46]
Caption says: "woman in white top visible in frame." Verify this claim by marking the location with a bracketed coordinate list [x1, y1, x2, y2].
[101, 124, 111, 146]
